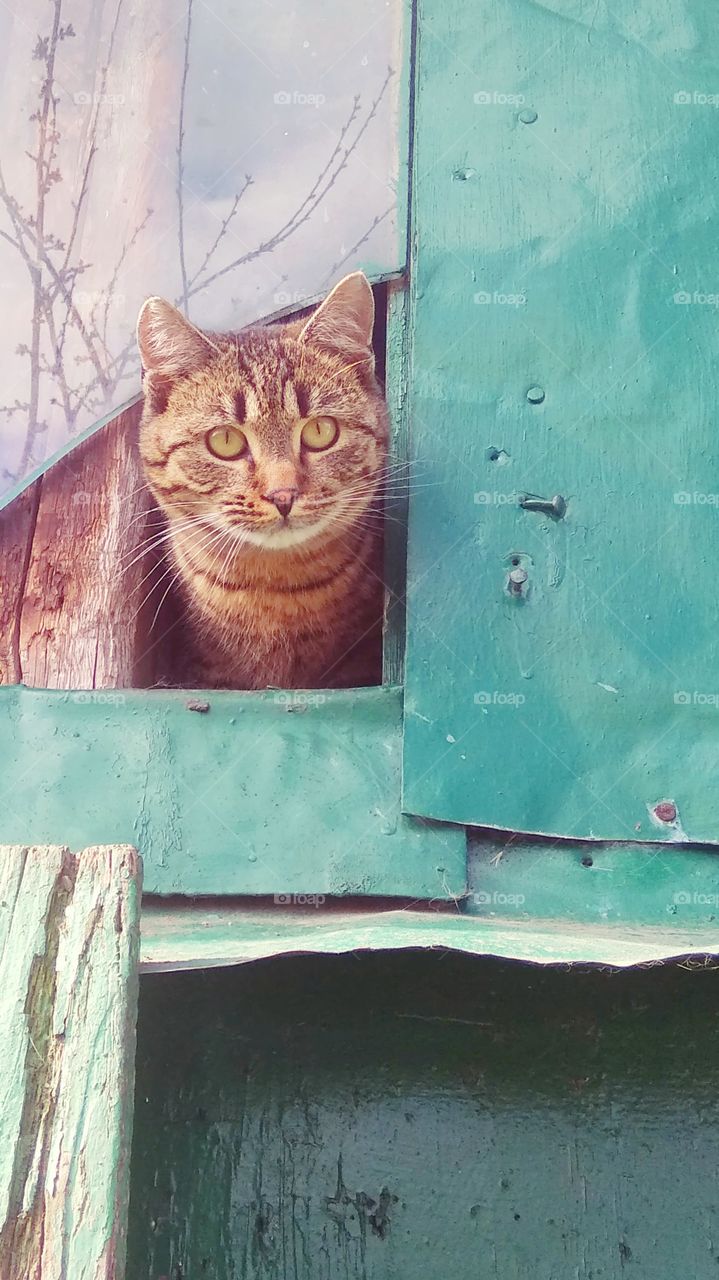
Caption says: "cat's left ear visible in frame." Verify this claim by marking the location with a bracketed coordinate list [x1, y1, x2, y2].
[299, 272, 374, 362]
[137, 297, 219, 379]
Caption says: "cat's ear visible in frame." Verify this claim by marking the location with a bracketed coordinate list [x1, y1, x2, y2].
[298, 272, 374, 361]
[137, 298, 218, 401]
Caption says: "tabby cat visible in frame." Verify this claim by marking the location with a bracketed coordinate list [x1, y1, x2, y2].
[137, 272, 387, 689]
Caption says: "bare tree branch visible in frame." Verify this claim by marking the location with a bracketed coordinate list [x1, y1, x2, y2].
[176, 0, 194, 314]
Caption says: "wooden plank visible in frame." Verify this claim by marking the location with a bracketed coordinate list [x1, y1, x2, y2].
[0, 483, 40, 687]
[382, 280, 410, 685]
[0, 844, 142, 1280]
[17, 404, 155, 689]
[127, 956, 719, 1278]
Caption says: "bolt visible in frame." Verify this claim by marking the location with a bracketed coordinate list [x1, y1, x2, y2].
[520, 493, 567, 519]
[518, 108, 538, 125]
[526, 385, 546, 404]
[654, 801, 677, 824]
[508, 566, 528, 596]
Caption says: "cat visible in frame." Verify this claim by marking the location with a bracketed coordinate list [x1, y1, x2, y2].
[136, 272, 388, 690]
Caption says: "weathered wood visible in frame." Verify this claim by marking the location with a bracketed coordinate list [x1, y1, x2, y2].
[0, 483, 40, 686]
[16, 405, 154, 689]
[0, 844, 142, 1280]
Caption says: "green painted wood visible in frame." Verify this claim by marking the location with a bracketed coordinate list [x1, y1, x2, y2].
[127, 954, 719, 1279]
[0, 844, 141, 1280]
[383, 280, 411, 685]
[402, 0, 719, 841]
[0, 686, 464, 899]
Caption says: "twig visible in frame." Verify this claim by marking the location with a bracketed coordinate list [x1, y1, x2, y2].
[187, 68, 394, 301]
[187, 177, 252, 292]
[176, 0, 194, 314]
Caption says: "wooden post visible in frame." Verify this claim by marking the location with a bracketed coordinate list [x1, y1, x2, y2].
[0, 845, 142, 1280]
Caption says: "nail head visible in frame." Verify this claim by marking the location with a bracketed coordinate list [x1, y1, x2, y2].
[654, 801, 677, 824]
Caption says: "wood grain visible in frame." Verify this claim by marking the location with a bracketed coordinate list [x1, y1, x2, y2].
[0, 483, 40, 686]
[0, 844, 141, 1280]
[17, 405, 155, 688]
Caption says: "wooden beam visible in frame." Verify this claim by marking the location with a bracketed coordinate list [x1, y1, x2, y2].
[17, 405, 155, 689]
[0, 483, 40, 687]
[0, 844, 142, 1280]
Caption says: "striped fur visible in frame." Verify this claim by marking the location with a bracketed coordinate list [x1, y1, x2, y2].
[137, 273, 387, 689]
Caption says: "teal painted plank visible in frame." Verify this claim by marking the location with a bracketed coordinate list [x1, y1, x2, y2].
[127, 956, 719, 1278]
[0, 686, 464, 899]
[0, 844, 140, 1279]
[402, 0, 719, 841]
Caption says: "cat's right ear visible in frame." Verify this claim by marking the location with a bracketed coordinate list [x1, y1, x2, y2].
[137, 298, 218, 410]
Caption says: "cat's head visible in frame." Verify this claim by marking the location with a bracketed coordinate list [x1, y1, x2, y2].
[137, 272, 387, 550]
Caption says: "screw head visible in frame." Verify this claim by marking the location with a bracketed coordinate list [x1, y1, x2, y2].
[518, 108, 538, 125]
[526, 385, 546, 404]
[654, 801, 677, 824]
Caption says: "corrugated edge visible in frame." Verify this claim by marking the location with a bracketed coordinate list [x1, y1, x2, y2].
[140, 902, 719, 972]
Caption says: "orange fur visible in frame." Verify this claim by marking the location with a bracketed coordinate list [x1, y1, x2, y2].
[137, 273, 387, 688]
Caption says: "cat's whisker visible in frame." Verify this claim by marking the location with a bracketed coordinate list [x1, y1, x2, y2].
[120, 516, 211, 573]
[133, 525, 230, 627]
[122, 515, 220, 581]
[144, 524, 232, 633]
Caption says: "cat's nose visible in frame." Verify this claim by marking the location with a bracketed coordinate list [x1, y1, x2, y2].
[263, 487, 298, 519]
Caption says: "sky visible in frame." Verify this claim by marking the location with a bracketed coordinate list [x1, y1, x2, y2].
[0, 0, 403, 501]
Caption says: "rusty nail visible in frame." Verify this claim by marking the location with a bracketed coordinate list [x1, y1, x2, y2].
[654, 801, 677, 824]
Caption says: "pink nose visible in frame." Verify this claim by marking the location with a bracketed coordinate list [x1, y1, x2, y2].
[263, 488, 298, 518]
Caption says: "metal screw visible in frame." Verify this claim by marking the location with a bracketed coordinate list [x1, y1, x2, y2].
[519, 493, 567, 519]
[518, 108, 538, 125]
[508, 566, 528, 596]
[526, 385, 546, 404]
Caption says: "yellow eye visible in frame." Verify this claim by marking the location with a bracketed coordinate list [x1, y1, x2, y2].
[206, 426, 248, 459]
[300, 416, 339, 451]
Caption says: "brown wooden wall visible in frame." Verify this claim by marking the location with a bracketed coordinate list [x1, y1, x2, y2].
[0, 405, 157, 689]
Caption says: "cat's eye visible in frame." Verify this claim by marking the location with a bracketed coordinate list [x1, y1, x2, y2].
[300, 416, 339, 451]
[206, 426, 248, 459]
